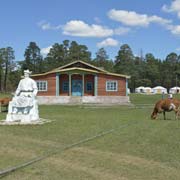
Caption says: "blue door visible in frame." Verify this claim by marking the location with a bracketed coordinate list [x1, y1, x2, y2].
[72, 80, 82, 96]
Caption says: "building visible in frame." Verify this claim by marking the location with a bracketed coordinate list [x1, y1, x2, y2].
[32, 60, 130, 105]
[152, 86, 167, 94]
[135, 86, 145, 93]
[143, 87, 152, 94]
[169, 86, 180, 94]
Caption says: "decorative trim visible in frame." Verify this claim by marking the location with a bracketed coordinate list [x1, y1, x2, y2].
[31, 60, 130, 79]
[56, 73, 60, 96]
[51, 60, 108, 73]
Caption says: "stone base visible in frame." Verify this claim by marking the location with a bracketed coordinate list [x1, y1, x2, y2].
[0, 118, 52, 125]
[37, 96, 131, 105]
[6, 113, 39, 124]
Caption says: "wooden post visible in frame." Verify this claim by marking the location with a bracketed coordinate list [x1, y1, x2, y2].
[94, 75, 98, 96]
[56, 73, 60, 96]
[69, 74, 71, 96]
[82, 73, 84, 96]
[126, 78, 128, 96]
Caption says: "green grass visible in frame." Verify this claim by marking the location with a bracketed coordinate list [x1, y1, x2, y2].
[130, 93, 180, 105]
[0, 94, 180, 179]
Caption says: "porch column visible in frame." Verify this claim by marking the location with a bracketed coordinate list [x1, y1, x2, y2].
[126, 78, 128, 96]
[69, 74, 71, 96]
[82, 73, 84, 96]
[56, 73, 60, 96]
[94, 74, 98, 96]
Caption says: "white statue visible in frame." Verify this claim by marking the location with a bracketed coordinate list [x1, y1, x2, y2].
[6, 70, 39, 123]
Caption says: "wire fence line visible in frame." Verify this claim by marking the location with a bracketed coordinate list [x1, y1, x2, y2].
[0, 120, 139, 178]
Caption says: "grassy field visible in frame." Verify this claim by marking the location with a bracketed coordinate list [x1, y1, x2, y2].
[0, 94, 180, 179]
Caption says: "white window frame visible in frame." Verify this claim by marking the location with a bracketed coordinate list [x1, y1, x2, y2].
[106, 80, 118, 92]
[36, 81, 48, 91]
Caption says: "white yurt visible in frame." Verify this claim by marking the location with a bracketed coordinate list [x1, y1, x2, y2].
[169, 87, 180, 94]
[152, 86, 167, 94]
[143, 87, 152, 94]
[135, 86, 145, 93]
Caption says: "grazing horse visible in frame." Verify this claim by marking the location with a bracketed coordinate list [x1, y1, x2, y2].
[0, 97, 11, 105]
[151, 98, 180, 120]
[0, 97, 11, 112]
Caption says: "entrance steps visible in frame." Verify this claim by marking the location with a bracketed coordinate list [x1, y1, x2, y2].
[69, 96, 82, 104]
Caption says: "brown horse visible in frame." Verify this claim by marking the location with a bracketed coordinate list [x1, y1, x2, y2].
[0, 97, 11, 112]
[0, 97, 11, 105]
[151, 98, 180, 120]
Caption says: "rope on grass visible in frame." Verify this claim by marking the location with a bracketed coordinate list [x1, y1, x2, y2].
[0, 121, 139, 178]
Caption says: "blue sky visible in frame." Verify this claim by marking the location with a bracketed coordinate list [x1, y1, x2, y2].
[1, 0, 180, 61]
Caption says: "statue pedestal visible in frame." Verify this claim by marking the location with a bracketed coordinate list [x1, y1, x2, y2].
[6, 113, 39, 123]
[5, 99, 39, 123]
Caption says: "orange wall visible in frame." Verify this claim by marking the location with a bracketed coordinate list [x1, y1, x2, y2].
[33, 73, 56, 96]
[97, 74, 126, 96]
[33, 73, 126, 96]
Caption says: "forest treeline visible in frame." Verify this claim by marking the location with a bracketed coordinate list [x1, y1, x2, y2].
[0, 40, 180, 92]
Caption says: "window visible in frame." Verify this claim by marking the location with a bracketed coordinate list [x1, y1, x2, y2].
[63, 81, 69, 92]
[106, 81, 118, 91]
[36, 81, 47, 91]
[86, 82, 93, 92]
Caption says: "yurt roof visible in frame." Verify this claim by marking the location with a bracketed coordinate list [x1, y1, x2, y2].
[144, 87, 152, 89]
[153, 86, 166, 90]
[170, 86, 180, 90]
[136, 86, 145, 89]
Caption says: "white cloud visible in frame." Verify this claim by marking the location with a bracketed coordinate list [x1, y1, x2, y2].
[162, 5, 171, 13]
[108, 9, 149, 27]
[94, 17, 101, 24]
[107, 9, 171, 27]
[62, 20, 113, 37]
[168, 24, 180, 35]
[38, 19, 131, 38]
[164, 23, 180, 36]
[41, 46, 52, 56]
[97, 38, 119, 48]
[162, 0, 180, 18]
[114, 27, 131, 35]
[148, 15, 172, 25]
[40, 22, 52, 30]
[38, 21, 61, 30]
[176, 47, 180, 51]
